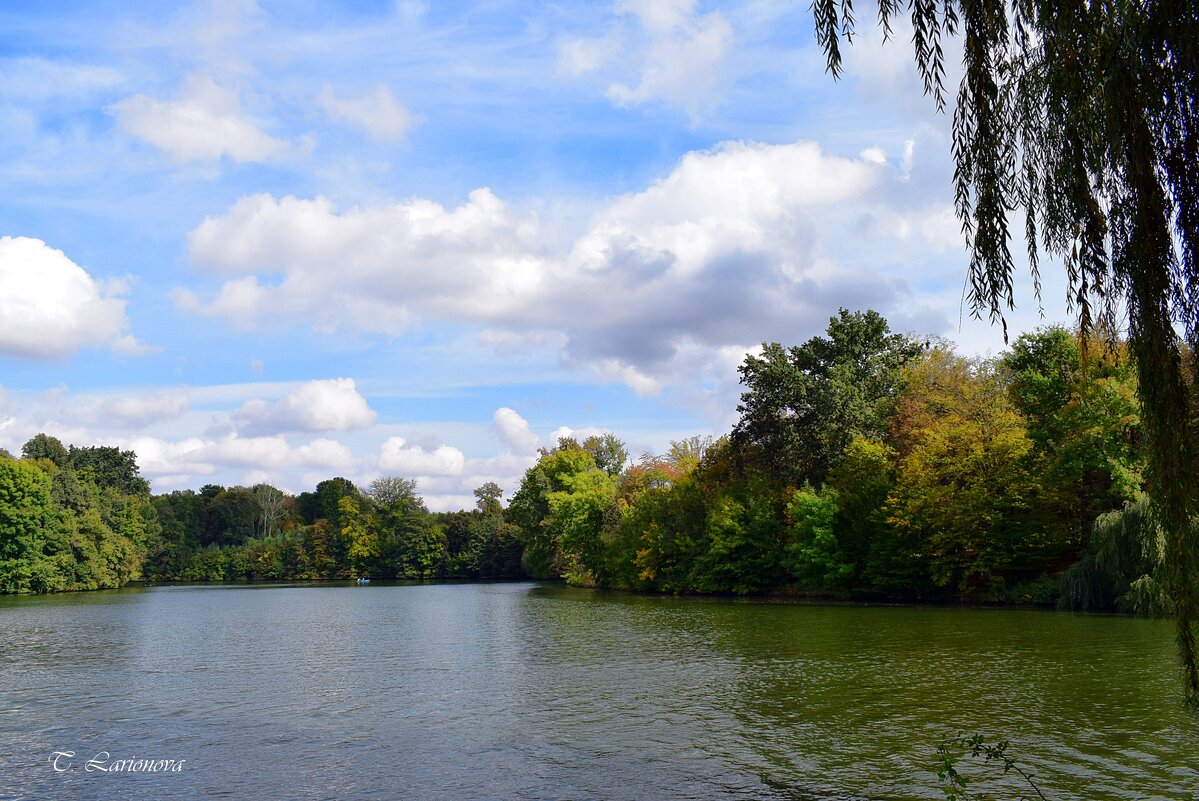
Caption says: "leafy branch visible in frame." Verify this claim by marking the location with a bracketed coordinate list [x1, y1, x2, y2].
[936, 734, 1048, 801]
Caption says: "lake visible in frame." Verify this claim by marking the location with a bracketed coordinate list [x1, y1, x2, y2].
[0, 582, 1194, 800]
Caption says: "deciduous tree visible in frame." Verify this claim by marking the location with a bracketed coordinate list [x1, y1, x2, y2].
[811, 0, 1199, 703]
[734, 309, 923, 486]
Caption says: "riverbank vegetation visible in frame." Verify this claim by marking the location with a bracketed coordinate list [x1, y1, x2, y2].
[2, 310, 1190, 611]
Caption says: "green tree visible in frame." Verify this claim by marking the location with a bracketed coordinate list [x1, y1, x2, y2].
[340, 495, 380, 579]
[621, 476, 707, 592]
[825, 438, 901, 592]
[1060, 494, 1170, 615]
[1000, 328, 1144, 577]
[203, 486, 258, 546]
[305, 519, 340, 578]
[0, 458, 71, 593]
[368, 476, 421, 510]
[785, 486, 851, 593]
[474, 481, 503, 515]
[372, 480, 446, 579]
[441, 510, 477, 574]
[811, 0, 1199, 702]
[508, 441, 597, 577]
[68, 445, 150, 496]
[151, 490, 207, 577]
[689, 484, 783, 594]
[298, 477, 359, 527]
[443, 483, 523, 579]
[582, 434, 628, 477]
[69, 507, 140, 589]
[546, 466, 617, 584]
[21, 433, 70, 468]
[734, 308, 923, 486]
[886, 354, 1045, 597]
[1004, 327, 1082, 444]
[665, 436, 713, 476]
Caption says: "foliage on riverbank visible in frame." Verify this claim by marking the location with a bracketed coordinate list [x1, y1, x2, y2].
[1, 309, 1187, 605]
[150, 477, 523, 582]
[0, 437, 155, 593]
[512, 310, 1173, 607]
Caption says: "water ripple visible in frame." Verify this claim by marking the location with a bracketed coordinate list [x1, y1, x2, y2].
[0, 584, 1194, 800]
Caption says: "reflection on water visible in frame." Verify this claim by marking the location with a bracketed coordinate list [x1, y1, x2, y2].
[0, 583, 1194, 800]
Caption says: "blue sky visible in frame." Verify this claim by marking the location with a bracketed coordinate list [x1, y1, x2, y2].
[0, 0, 1070, 509]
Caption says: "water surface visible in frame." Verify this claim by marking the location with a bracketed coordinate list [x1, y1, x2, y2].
[0, 582, 1194, 800]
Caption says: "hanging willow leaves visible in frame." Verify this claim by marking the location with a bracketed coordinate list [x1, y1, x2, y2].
[810, 0, 1199, 706]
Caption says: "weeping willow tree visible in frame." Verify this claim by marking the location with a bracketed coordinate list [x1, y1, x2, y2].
[811, 0, 1199, 705]
[1060, 494, 1171, 615]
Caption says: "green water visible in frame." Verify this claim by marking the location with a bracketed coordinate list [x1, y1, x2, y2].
[0, 582, 1194, 799]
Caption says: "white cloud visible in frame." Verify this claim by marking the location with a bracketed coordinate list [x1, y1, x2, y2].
[109, 75, 288, 163]
[0, 388, 645, 512]
[233, 378, 377, 434]
[63, 390, 189, 428]
[558, 35, 620, 76]
[618, 0, 696, 34]
[180, 139, 956, 395]
[319, 84, 417, 143]
[587, 359, 663, 396]
[561, 0, 733, 118]
[295, 438, 356, 469]
[378, 436, 465, 476]
[0, 57, 124, 100]
[185, 187, 546, 332]
[194, 0, 264, 49]
[362, 410, 629, 512]
[206, 433, 293, 466]
[492, 407, 541, 454]
[0, 236, 146, 359]
[549, 424, 608, 444]
[119, 432, 356, 481]
[123, 436, 214, 477]
[607, 4, 733, 118]
[110, 334, 161, 356]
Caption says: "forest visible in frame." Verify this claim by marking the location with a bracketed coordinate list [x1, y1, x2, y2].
[1, 310, 1190, 613]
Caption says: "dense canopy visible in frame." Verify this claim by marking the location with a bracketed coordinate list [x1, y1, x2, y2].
[811, 0, 1199, 706]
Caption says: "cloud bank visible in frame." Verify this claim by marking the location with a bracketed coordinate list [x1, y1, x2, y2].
[181, 139, 955, 394]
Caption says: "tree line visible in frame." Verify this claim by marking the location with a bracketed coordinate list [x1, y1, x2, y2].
[2, 309, 1190, 611]
[0, 440, 522, 590]
[510, 309, 1182, 610]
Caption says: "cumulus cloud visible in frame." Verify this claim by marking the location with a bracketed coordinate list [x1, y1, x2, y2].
[378, 436, 465, 476]
[233, 378, 377, 435]
[319, 84, 417, 143]
[492, 407, 541, 454]
[109, 75, 288, 163]
[295, 438, 356, 469]
[185, 187, 546, 332]
[180, 139, 952, 394]
[0, 236, 148, 359]
[121, 433, 355, 481]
